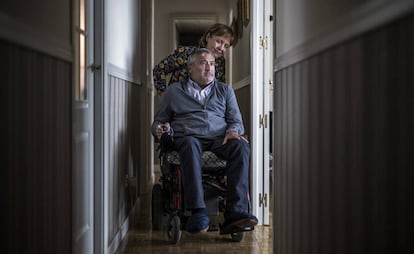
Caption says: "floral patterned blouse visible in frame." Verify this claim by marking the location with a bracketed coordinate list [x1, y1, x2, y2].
[153, 46, 226, 93]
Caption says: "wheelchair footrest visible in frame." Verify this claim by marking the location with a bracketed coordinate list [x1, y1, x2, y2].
[219, 224, 255, 235]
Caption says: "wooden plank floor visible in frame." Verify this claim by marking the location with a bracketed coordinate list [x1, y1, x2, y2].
[116, 178, 273, 254]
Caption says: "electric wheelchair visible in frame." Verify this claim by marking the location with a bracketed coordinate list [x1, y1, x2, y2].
[151, 133, 254, 244]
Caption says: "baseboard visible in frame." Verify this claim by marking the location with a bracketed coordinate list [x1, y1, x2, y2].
[108, 196, 142, 254]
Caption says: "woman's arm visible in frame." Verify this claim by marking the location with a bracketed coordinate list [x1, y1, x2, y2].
[153, 46, 192, 93]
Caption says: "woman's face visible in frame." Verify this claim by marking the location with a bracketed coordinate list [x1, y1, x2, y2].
[205, 34, 231, 58]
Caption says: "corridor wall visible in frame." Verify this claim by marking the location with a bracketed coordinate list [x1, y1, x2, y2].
[273, 1, 414, 253]
[1, 0, 72, 252]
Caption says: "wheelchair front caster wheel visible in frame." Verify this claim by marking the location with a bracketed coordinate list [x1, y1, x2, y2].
[230, 231, 244, 242]
[167, 215, 181, 244]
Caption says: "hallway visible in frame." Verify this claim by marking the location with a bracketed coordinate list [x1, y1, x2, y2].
[3, 1, 414, 253]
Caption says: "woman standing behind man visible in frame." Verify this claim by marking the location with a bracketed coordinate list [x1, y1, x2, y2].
[153, 23, 234, 95]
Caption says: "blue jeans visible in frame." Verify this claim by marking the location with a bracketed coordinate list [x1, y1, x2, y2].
[173, 136, 250, 213]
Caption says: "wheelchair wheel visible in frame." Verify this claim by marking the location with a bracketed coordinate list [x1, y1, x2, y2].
[151, 184, 164, 230]
[230, 231, 244, 242]
[167, 215, 181, 244]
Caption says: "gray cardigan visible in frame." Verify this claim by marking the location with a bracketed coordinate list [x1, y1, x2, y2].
[151, 79, 245, 140]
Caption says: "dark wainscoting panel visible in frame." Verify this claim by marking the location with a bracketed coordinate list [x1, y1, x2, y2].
[106, 75, 142, 244]
[1, 39, 72, 254]
[274, 12, 413, 254]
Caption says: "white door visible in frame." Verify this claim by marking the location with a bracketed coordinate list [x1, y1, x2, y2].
[251, 0, 273, 225]
[73, 0, 94, 253]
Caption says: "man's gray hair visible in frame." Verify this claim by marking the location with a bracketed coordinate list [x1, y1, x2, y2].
[187, 48, 213, 65]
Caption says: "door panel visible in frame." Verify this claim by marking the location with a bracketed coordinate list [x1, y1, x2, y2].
[73, 106, 93, 254]
[73, 0, 94, 253]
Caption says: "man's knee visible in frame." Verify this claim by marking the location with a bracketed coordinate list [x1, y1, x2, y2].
[175, 136, 199, 148]
[182, 136, 199, 144]
[231, 139, 250, 156]
[177, 136, 203, 158]
[181, 136, 201, 149]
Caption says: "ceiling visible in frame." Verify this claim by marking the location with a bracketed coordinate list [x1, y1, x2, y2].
[174, 18, 217, 34]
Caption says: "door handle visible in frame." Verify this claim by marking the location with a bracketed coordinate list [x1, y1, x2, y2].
[88, 63, 101, 72]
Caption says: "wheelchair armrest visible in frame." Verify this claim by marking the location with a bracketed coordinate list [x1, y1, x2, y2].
[159, 133, 174, 153]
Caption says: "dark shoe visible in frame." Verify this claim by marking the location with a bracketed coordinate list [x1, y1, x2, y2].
[185, 212, 210, 233]
[220, 211, 258, 235]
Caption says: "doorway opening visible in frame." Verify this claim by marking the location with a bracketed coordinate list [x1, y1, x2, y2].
[171, 14, 218, 48]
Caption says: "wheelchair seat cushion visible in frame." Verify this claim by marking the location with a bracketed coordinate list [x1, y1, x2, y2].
[166, 150, 227, 168]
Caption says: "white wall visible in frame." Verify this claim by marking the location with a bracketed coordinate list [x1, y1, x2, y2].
[275, 0, 414, 69]
[276, 0, 369, 57]
[107, 0, 142, 81]
[229, 0, 251, 85]
[0, 0, 70, 41]
[0, 0, 71, 60]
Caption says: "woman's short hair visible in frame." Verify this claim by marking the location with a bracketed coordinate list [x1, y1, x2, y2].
[199, 23, 234, 47]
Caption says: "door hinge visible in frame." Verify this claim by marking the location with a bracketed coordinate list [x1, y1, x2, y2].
[259, 36, 268, 50]
[259, 193, 268, 208]
[259, 114, 268, 128]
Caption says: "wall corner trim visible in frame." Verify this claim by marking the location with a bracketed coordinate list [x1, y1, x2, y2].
[0, 12, 72, 62]
[233, 76, 251, 91]
[108, 63, 142, 85]
[274, 0, 414, 71]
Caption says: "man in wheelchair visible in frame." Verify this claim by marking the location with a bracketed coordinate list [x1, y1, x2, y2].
[151, 48, 258, 235]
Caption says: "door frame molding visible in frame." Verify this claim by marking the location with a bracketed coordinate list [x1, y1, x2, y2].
[250, 0, 265, 225]
[169, 13, 218, 49]
[93, 0, 106, 253]
[250, 0, 272, 226]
